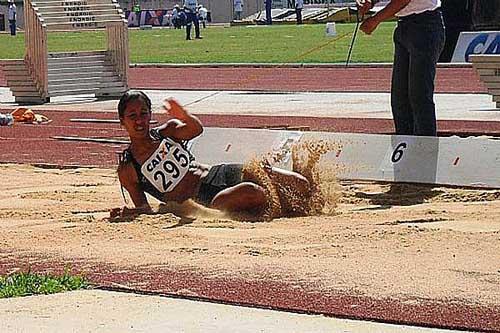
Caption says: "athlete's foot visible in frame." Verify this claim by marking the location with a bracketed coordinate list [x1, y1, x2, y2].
[195, 36, 203, 39]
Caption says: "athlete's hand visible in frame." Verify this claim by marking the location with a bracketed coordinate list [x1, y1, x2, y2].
[164, 98, 188, 120]
[109, 207, 123, 220]
[109, 206, 151, 221]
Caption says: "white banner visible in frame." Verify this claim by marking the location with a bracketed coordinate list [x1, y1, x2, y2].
[192, 128, 500, 188]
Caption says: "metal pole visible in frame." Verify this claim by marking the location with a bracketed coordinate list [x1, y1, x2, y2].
[345, 8, 360, 68]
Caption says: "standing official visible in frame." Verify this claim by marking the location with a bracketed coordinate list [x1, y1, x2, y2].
[357, 0, 445, 136]
[184, 0, 201, 39]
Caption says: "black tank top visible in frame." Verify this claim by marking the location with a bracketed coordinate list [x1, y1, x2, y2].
[120, 128, 195, 201]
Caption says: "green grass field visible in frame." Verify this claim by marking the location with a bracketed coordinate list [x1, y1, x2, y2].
[0, 22, 396, 63]
[0, 270, 87, 298]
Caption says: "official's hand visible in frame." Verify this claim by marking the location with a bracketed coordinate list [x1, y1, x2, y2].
[356, 0, 372, 16]
[360, 16, 379, 35]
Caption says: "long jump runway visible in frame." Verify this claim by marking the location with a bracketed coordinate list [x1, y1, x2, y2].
[1, 65, 499, 332]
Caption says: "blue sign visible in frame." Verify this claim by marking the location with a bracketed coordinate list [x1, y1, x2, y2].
[451, 32, 500, 63]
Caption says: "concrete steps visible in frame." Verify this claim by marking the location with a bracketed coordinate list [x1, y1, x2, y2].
[32, 0, 124, 31]
[2, 60, 47, 104]
[47, 51, 127, 98]
[6, 0, 129, 103]
[41, 9, 120, 18]
[470, 54, 500, 108]
[43, 14, 124, 24]
[45, 19, 126, 30]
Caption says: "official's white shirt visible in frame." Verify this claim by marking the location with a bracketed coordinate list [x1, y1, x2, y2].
[396, 0, 441, 17]
[8, 4, 16, 21]
[172, 8, 179, 18]
[295, 0, 304, 9]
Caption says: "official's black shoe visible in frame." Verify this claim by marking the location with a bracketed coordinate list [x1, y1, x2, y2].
[195, 36, 203, 39]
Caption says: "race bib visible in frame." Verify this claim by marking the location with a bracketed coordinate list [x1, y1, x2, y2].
[141, 138, 191, 193]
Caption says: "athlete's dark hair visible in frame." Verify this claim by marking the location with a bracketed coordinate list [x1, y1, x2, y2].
[117, 90, 152, 118]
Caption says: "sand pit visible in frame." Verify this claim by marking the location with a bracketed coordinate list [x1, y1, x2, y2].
[0, 162, 499, 310]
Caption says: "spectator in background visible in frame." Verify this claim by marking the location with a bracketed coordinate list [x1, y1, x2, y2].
[8, 0, 16, 36]
[132, 2, 141, 14]
[295, 0, 303, 25]
[172, 4, 181, 29]
[131, 2, 141, 27]
[184, 0, 202, 40]
[234, 0, 243, 20]
[357, 0, 444, 136]
[198, 5, 208, 28]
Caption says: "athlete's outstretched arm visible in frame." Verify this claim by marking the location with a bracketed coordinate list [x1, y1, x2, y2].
[158, 99, 203, 141]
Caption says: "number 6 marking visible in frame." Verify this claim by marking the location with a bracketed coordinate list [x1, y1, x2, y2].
[391, 142, 407, 163]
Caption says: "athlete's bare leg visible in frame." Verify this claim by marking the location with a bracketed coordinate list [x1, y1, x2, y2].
[210, 182, 267, 212]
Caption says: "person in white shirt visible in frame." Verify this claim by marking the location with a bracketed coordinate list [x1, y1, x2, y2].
[184, 0, 201, 39]
[357, 0, 445, 136]
[295, 0, 304, 24]
[234, 0, 243, 20]
[7, 0, 16, 36]
[198, 5, 208, 28]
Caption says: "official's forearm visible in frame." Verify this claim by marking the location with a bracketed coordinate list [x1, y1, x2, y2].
[373, 0, 411, 22]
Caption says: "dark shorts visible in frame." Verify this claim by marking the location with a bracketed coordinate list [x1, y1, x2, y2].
[195, 164, 243, 206]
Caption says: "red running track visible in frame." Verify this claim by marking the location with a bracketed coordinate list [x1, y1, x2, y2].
[1, 110, 500, 168]
[0, 63, 488, 93]
[127, 65, 487, 93]
[0, 250, 499, 332]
